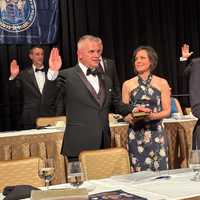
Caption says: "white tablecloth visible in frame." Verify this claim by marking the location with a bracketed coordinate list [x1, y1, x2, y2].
[1, 168, 199, 200]
[163, 115, 197, 123]
[0, 128, 63, 138]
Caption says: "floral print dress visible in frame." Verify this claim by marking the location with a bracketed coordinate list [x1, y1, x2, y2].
[128, 74, 168, 172]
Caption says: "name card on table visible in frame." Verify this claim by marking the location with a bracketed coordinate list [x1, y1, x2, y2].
[31, 188, 88, 200]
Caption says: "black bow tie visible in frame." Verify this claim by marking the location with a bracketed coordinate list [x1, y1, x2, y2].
[35, 68, 45, 72]
[86, 68, 98, 76]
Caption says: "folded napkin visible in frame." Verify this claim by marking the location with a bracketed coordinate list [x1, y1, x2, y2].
[3, 185, 39, 200]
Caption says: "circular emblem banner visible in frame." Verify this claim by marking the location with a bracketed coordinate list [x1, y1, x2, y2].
[0, 0, 36, 32]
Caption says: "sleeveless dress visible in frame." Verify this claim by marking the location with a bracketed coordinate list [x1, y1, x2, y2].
[128, 74, 168, 172]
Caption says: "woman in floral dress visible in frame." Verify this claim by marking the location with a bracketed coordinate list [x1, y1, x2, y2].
[122, 46, 171, 172]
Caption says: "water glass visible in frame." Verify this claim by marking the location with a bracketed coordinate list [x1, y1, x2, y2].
[68, 161, 84, 187]
[189, 150, 200, 181]
[38, 158, 55, 189]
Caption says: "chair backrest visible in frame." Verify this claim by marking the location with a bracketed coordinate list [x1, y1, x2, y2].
[0, 157, 44, 192]
[36, 116, 66, 127]
[79, 148, 130, 180]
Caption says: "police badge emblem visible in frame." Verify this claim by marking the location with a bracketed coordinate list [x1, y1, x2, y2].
[0, 0, 36, 32]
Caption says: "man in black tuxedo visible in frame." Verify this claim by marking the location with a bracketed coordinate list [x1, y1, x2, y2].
[56, 48, 122, 116]
[189, 58, 200, 149]
[100, 57, 122, 113]
[9, 46, 61, 130]
[180, 44, 200, 148]
[50, 35, 132, 160]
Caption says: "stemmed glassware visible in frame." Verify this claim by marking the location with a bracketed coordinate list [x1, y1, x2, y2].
[189, 150, 200, 181]
[38, 158, 55, 190]
[67, 161, 84, 188]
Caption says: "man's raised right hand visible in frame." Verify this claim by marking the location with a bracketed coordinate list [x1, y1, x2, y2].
[181, 43, 193, 60]
[10, 59, 19, 79]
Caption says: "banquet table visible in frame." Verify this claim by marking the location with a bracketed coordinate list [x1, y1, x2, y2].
[110, 122, 129, 147]
[0, 128, 66, 185]
[0, 124, 129, 185]
[0, 115, 197, 185]
[163, 116, 197, 168]
[1, 168, 200, 200]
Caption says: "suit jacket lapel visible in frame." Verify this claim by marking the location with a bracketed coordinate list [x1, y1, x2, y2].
[102, 58, 108, 73]
[98, 74, 106, 106]
[75, 65, 103, 105]
[27, 67, 41, 95]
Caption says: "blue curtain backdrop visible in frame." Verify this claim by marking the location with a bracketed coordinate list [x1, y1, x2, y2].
[0, 0, 59, 44]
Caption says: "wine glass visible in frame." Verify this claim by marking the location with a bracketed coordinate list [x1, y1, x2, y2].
[154, 160, 161, 177]
[67, 161, 84, 188]
[189, 150, 200, 181]
[38, 158, 55, 190]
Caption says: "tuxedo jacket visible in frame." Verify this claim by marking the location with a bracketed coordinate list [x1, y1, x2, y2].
[189, 58, 200, 149]
[102, 58, 122, 113]
[54, 64, 131, 157]
[56, 58, 122, 115]
[9, 66, 58, 129]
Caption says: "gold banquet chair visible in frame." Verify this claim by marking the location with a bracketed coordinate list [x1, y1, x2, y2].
[79, 148, 130, 180]
[36, 116, 66, 128]
[0, 157, 44, 192]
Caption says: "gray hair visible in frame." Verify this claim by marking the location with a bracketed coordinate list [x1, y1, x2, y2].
[133, 46, 158, 72]
[77, 35, 102, 50]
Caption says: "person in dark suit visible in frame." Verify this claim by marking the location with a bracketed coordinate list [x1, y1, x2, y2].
[178, 44, 194, 107]
[55, 56, 122, 115]
[189, 58, 200, 149]
[9, 46, 61, 130]
[100, 57, 122, 113]
[56, 49, 122, 116]
[49, 35, 132, 160]
[180, 44, 200, 149]
[180, 44, 194, 74]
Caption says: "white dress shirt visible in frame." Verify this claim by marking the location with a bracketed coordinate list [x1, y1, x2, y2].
[180, 57, 187, 61]
[33, 65, 45, 93]
[79, 62, 100, 93]
[45, 60, 105, 94]
[33, 65, 59, 94]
